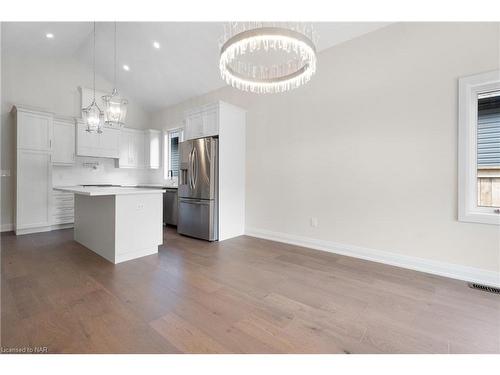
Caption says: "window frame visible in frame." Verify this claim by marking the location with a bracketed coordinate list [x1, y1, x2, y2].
[458, 70, 500, 225]
[163, 126, 184, 180]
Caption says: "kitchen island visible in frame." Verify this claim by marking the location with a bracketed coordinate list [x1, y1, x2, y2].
[54, 186, 164, 264]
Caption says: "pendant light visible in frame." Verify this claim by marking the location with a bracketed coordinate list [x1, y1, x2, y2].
[102, 22, 128, 127]
[219, 22, 317, 94]
[82, 22, 104, 133]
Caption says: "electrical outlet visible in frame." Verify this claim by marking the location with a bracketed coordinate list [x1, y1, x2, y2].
[1, 169, 11, 177]
[310, 217, 318, 228]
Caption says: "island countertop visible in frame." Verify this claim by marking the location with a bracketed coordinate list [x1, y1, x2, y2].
[54, 186, 166, 196]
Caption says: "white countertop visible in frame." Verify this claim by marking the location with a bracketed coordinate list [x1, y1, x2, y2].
[122, 183, 178, 189]
[54, 186, 166, 196]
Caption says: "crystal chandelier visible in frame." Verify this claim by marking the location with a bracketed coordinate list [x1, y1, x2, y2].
[82, 22, 103, 133]
[219, 22, 317, 94]
[102, 22, 128, 127]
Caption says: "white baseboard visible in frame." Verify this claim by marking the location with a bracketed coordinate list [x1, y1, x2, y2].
[50, 223, 74, 231]
[115, 247, 158, 264]
[1, 223, 14, 232]
[245, 227, 500, 288]
[15, 226, 52, 235]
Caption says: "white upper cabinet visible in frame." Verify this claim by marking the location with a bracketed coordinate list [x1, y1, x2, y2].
[184, 103, 219, 140]
[76, 121, 120, 159]
[135, 131, 145, 167]
[118, 128, 161, 169]
[99, 127, 121, 158]
[202, 104, 219, 137]
[184, 111, 203, 140]
[52, 117, 75, 165]
[145, 129, 162, 169]
[15, 106, 53, 151]
[117, 128, 145, 168]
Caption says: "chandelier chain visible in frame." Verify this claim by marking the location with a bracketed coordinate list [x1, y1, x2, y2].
[92, 21, 96, 101]
[114, 21, 117, 89]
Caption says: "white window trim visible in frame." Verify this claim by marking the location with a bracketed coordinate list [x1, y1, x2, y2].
[458, 70, 500, 225]
[163, 125, 184, 181]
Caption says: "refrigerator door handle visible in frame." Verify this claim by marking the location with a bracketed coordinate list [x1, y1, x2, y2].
[192, 147, 198, 189]
[188, 148, 194, 190]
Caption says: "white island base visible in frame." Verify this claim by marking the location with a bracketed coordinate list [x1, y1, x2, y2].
[56, 187, 164, 264]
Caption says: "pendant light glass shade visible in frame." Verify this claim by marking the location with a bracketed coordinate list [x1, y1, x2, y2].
[82, 21, 103, 133]
[102, 22, 128, 127]
[102, 88, 128, 126]
[82, 99, 103, 133]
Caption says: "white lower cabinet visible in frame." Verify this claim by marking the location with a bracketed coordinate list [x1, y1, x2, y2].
[16, 150, 52, 234]
[51, 190, 74, 226]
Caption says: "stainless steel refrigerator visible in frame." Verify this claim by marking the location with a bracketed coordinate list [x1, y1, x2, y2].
[177, 137, 218, 241]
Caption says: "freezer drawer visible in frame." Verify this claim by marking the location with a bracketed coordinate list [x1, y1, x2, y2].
[177, 198, 218, 241]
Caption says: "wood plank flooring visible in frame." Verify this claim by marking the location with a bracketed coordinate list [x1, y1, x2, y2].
[1, 227, 499, 353]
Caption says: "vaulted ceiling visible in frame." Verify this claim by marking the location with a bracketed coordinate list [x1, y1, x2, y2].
[2, 22, 389, 111]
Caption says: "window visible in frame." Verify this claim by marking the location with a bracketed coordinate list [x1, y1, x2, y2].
[164, 128, 183, 180]
[477, 92, 500, 208]
[459, 70, 500, 225]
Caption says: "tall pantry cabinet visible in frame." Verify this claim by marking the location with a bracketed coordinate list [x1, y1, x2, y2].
[12, 105, 53, 235]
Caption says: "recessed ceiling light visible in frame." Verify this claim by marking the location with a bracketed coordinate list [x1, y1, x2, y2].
[153, 41, 160, 49]
[46, 33, 54, 39]
[123, 65, 130, 71]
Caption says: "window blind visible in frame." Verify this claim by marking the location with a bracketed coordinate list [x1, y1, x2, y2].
[478, 104, 500, 168]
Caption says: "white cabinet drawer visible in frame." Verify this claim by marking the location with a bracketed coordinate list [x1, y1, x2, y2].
[53, 206, 74, 215]
[52, 215, 74, 225]
[53, 191, 74, 203]
[53, 190, 74, 196]
[51, 190, 74, 225]
[53, 195, 74, 204]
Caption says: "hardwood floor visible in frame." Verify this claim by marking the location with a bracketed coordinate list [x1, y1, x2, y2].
[1, 227, 499, 353]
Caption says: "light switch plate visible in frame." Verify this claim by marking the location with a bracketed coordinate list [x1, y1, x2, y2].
[1, 170, 11, 177]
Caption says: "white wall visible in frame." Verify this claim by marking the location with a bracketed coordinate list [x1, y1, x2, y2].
[151, 23, 500, 275]
[1, 50, 152, 228]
